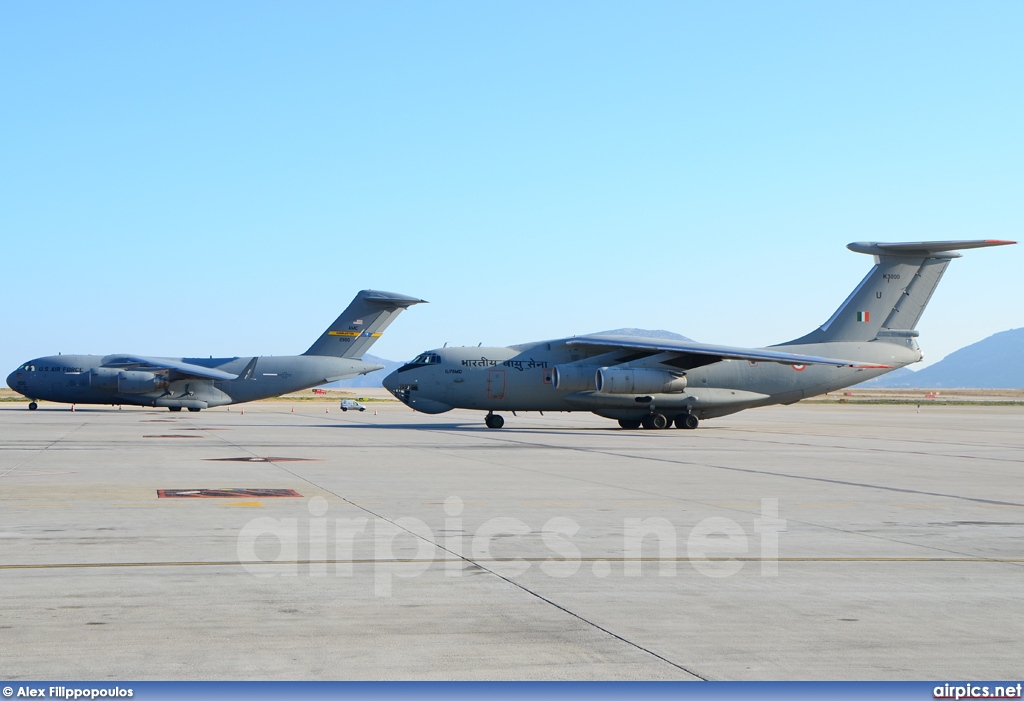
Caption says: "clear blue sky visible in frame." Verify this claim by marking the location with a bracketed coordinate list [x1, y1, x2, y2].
[2, 2, 1021, 380]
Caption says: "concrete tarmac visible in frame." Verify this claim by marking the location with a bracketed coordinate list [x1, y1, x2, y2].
[0, 401, 1021, 680]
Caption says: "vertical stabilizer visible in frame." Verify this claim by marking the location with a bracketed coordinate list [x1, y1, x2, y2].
[304, 290, 426, 358]
[784, 240, 1013, 344]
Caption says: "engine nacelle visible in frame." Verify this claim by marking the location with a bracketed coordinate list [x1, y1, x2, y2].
[88, 368, 120, 390]
[596, 367, 687, 394]
[116, 371, 168, 394]
[552, 364, 598, 392]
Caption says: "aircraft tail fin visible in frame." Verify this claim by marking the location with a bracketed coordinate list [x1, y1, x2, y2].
[784, 240, 1014, 345]
[304, 290, 426, 359]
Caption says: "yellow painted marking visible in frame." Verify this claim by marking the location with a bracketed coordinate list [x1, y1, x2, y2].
[709, 503, 760, 507]
[22, 504, 73, 507]
[891, 503, 944, 508]
[524, 501, 583, 506]
[223, 501, 263, 507]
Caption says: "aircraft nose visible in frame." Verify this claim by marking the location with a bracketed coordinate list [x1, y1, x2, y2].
[5, 371, 14, 389]
[382, 369, 399, 395]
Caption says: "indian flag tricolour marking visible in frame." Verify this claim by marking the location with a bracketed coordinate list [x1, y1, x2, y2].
[856, 311, 871, 322]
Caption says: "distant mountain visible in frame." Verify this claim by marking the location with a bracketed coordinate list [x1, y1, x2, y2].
[324, 354, 403, 389]
[592, 328, 694, 342]
[859, 328, 1024, 388]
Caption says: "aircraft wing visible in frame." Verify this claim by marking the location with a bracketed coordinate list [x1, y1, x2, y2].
[565, 336, 891, 369]
[100, 355, 241, 381]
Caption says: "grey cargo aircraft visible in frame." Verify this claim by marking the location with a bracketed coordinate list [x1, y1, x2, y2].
[384, 240, 1013, 430]
[8, 290, 425, 411]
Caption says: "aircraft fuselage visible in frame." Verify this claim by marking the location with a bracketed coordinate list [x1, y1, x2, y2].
[383, 338, 921, 422]
[8, 354, 380, 410]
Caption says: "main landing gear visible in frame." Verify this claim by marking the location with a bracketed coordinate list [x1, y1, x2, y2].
[484, 412, 505, 429]
[28, 401, 38, 411]
[619, 413, 699, 430]
[676, 414, 699, 430]
[168, 407, 182, 412]
[641, 413, 670, 430]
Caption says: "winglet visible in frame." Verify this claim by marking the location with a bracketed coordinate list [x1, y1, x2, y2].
[237, 357, 259, 381]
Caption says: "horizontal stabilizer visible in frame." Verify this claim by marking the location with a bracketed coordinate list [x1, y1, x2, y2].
[847, 240, 1015, 258]
[567, 336, 891, 369]
[785, 238, 1015, 344]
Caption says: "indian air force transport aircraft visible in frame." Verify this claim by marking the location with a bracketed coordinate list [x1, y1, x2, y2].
[7, 290, 425, 411]
[384, 240, 1014, 430]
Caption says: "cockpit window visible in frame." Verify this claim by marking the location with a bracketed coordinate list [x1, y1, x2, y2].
[23, 364, 35, 371]
[409, 353, 441, 366]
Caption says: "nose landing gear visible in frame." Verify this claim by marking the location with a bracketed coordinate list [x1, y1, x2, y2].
[484, 412, 505, 429]
[28, 401, 38, 411]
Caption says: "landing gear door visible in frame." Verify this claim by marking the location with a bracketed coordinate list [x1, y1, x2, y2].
[487, 370, 505, 400]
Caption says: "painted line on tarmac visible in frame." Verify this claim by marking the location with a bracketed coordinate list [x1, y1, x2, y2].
[4, 557, 1023, 571]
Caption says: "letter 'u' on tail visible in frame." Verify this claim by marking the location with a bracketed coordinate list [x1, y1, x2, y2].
[787, 240, 1015, 344]
[303, 290, 427, 359]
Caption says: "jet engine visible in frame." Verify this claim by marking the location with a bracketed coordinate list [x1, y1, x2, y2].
[552, 365, 598, 392]
[88, 368, 120, 390]
[116, 371, 169, 394]
[596, 368, 687, 394]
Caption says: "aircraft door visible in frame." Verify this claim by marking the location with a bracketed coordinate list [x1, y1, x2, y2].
[487, 370, 505, 400]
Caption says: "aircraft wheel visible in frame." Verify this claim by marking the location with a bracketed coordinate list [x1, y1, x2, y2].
[675, 414, 699, 430]
[642, 413, 669, 430]
[485, 413, 505, 429]
[168, 407, 182, 412]
[28, 402, 38, 411]
[618, 419, 642, 430]
[187, 407, 201, 412]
